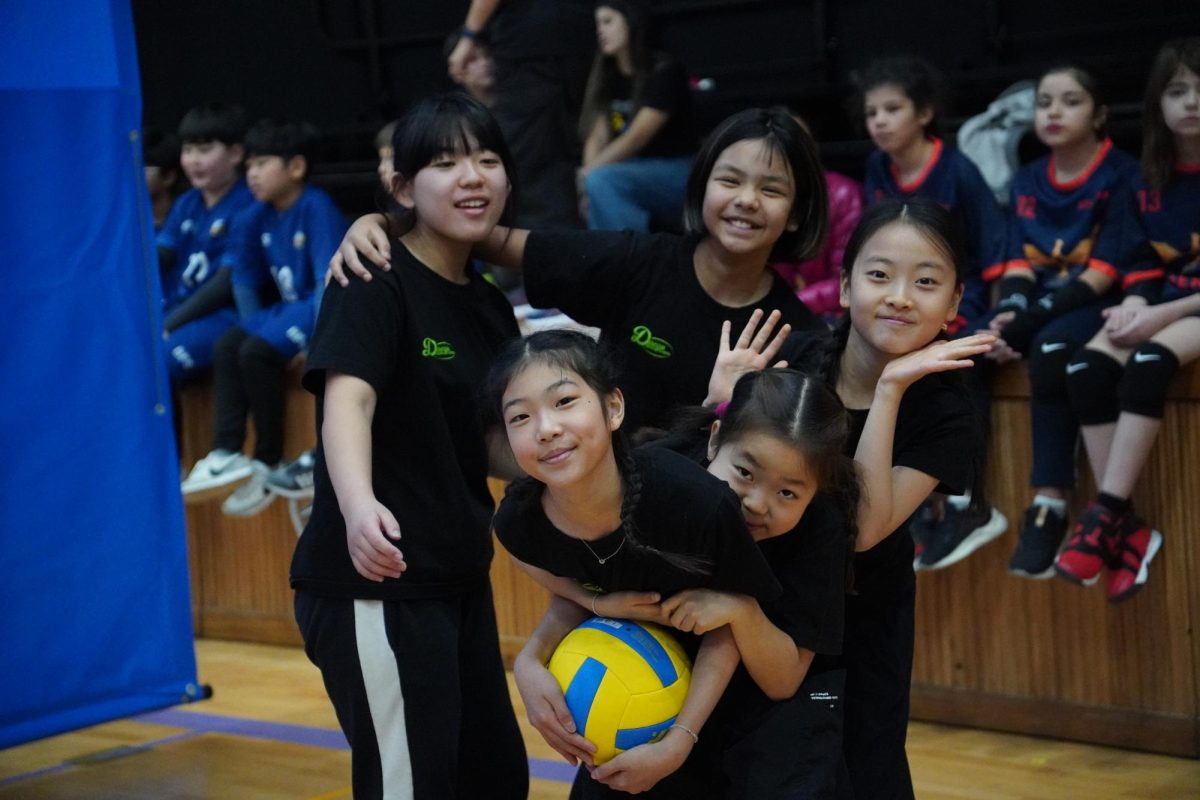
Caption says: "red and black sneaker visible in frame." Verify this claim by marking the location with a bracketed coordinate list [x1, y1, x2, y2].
[1106, 514, 1163, 603]
[1054, 501, 1122, 586]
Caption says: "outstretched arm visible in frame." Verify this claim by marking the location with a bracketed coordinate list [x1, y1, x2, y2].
[327, 216, 531, 286]
[323, 372, 406, 581]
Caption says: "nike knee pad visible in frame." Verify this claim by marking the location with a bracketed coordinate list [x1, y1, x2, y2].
[1119, 342, 1179, 419]
[1065, 348, 1123, 425]
[1028, 338, 1078, 400]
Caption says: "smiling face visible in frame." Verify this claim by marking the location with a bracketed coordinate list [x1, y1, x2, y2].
[707, 426, 817, 541]
[394, 138, 510, 244]
[501, 361, 625, 491]
[1035, 70, 1104, 150]
[840, 220, 962, 357]
[701, 137, 798, 261]
[1161, 65, 1200, 141]
[594, 6, 630, 57]
[863, 83, 932, 156]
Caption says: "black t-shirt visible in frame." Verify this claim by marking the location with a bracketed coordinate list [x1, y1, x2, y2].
[493, 447, 782, 604]
[489, 0, 594, 58]
[720, 496, 849, 713]
[606, 58, 696, 159]
[524, 230, 826, 433]
[787, 332, 975, 597]
[290, 245, 520, 600]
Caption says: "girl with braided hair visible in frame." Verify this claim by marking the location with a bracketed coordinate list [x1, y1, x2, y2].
[488, 329, 784, 796]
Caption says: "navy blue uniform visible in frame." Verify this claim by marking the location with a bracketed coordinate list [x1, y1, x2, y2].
[994, 139, 1141, 487]
[157, 180, 255, 380]
[864, 137, 1007, 329]
[1133, 165, 1200, 304]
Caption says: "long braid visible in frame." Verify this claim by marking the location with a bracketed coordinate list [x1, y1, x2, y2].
[614, 434, 712, 576]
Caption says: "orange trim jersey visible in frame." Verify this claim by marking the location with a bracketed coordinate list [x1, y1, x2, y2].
[864, 137, 1007, 324]
[1002, 138, 1142, 296]
[1130, 165, 1200, 300]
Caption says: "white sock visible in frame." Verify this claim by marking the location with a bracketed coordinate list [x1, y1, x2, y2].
[1031, 494, 1067, 515]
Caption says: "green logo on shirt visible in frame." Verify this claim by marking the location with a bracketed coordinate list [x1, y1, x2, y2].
[630, 325, 672, 359]
[421, 338, 456, 360]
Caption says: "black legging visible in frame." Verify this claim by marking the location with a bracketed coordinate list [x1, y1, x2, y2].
[212, 326, 288, 465]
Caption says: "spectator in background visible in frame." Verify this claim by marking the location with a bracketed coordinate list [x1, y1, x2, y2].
[577, 0, 696, 231]
[447, 0, 594, 230]
[142, 126, 184, 231]
[444, 30, 496, 107]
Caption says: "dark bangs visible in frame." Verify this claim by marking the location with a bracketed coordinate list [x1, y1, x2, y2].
[391, 93, 519, 226]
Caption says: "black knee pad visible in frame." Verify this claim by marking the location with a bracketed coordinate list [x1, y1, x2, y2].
[1028, 338, 1079, 400]
[1119, 342, 1179, 419]
[1064, 348, 1123, 425]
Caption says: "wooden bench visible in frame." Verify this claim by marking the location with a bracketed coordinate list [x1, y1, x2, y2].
[179, 360, 1200, 757]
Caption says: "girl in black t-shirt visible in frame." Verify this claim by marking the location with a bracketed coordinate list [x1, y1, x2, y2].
[289, 94, 527, 800]
[793, 198, 994, 800]
[331, 106, 830, 435]
[577, 0, 696, 231]
[488, 329, 782, 796]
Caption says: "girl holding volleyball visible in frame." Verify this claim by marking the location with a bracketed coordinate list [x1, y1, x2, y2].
[488, 328, 783, 796]
[288, 94, 527, 800]
[497, 317, 868, 798]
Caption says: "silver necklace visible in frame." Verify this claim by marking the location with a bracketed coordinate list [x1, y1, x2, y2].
[580, 534, 626, 565]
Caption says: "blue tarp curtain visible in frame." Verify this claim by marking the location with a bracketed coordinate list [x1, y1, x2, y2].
[0, 0, 200, 748]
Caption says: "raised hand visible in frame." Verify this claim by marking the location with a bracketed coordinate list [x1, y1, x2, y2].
[878, 333, 995, 394]
[704, 309, 791, 406]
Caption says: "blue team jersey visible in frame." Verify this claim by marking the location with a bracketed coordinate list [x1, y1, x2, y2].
[156, 179, 255, 308]
[1002, 138, 1142, 296]
[222, 186, 347, 310]
[1131, 165, 1200, 299]
[863, 138, 1006, 323]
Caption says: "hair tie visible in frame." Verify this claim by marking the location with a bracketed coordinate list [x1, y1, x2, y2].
[713, 401, 729, 418]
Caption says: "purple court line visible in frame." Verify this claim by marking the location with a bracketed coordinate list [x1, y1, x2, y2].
[135, 709, 350, 751]
[0, 731, 199, 789]
[1, 709, 577, 789]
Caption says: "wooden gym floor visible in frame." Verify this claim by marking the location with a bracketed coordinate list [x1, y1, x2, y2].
[1, 639, 1196, 799]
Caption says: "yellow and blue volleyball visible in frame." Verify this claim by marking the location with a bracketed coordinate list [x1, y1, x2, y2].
[547, 617, 692, 765]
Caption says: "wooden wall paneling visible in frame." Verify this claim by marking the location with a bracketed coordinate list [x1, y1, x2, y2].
[178, 364, 315, 646]
[911, 363, 1199, 757]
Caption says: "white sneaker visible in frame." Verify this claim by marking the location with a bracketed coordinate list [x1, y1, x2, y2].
[266, 450, 316, 498]
[181, 450, 253, 494]
[222, 460, 276, 517]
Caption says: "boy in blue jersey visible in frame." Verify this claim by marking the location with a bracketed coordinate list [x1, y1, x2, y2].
[158, 104, 255, 389]
[181, 119, 347, 515]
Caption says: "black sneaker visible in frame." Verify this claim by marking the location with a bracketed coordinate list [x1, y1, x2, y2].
[917, 504, 1008, 570]
[1008, 504, 1068, 579]
[266, 450, 315, 498]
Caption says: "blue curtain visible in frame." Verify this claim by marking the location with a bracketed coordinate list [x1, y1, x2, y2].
[0, 0, 200, 748]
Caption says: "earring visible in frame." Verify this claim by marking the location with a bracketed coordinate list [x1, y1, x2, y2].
[941, 322, 949, 331]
